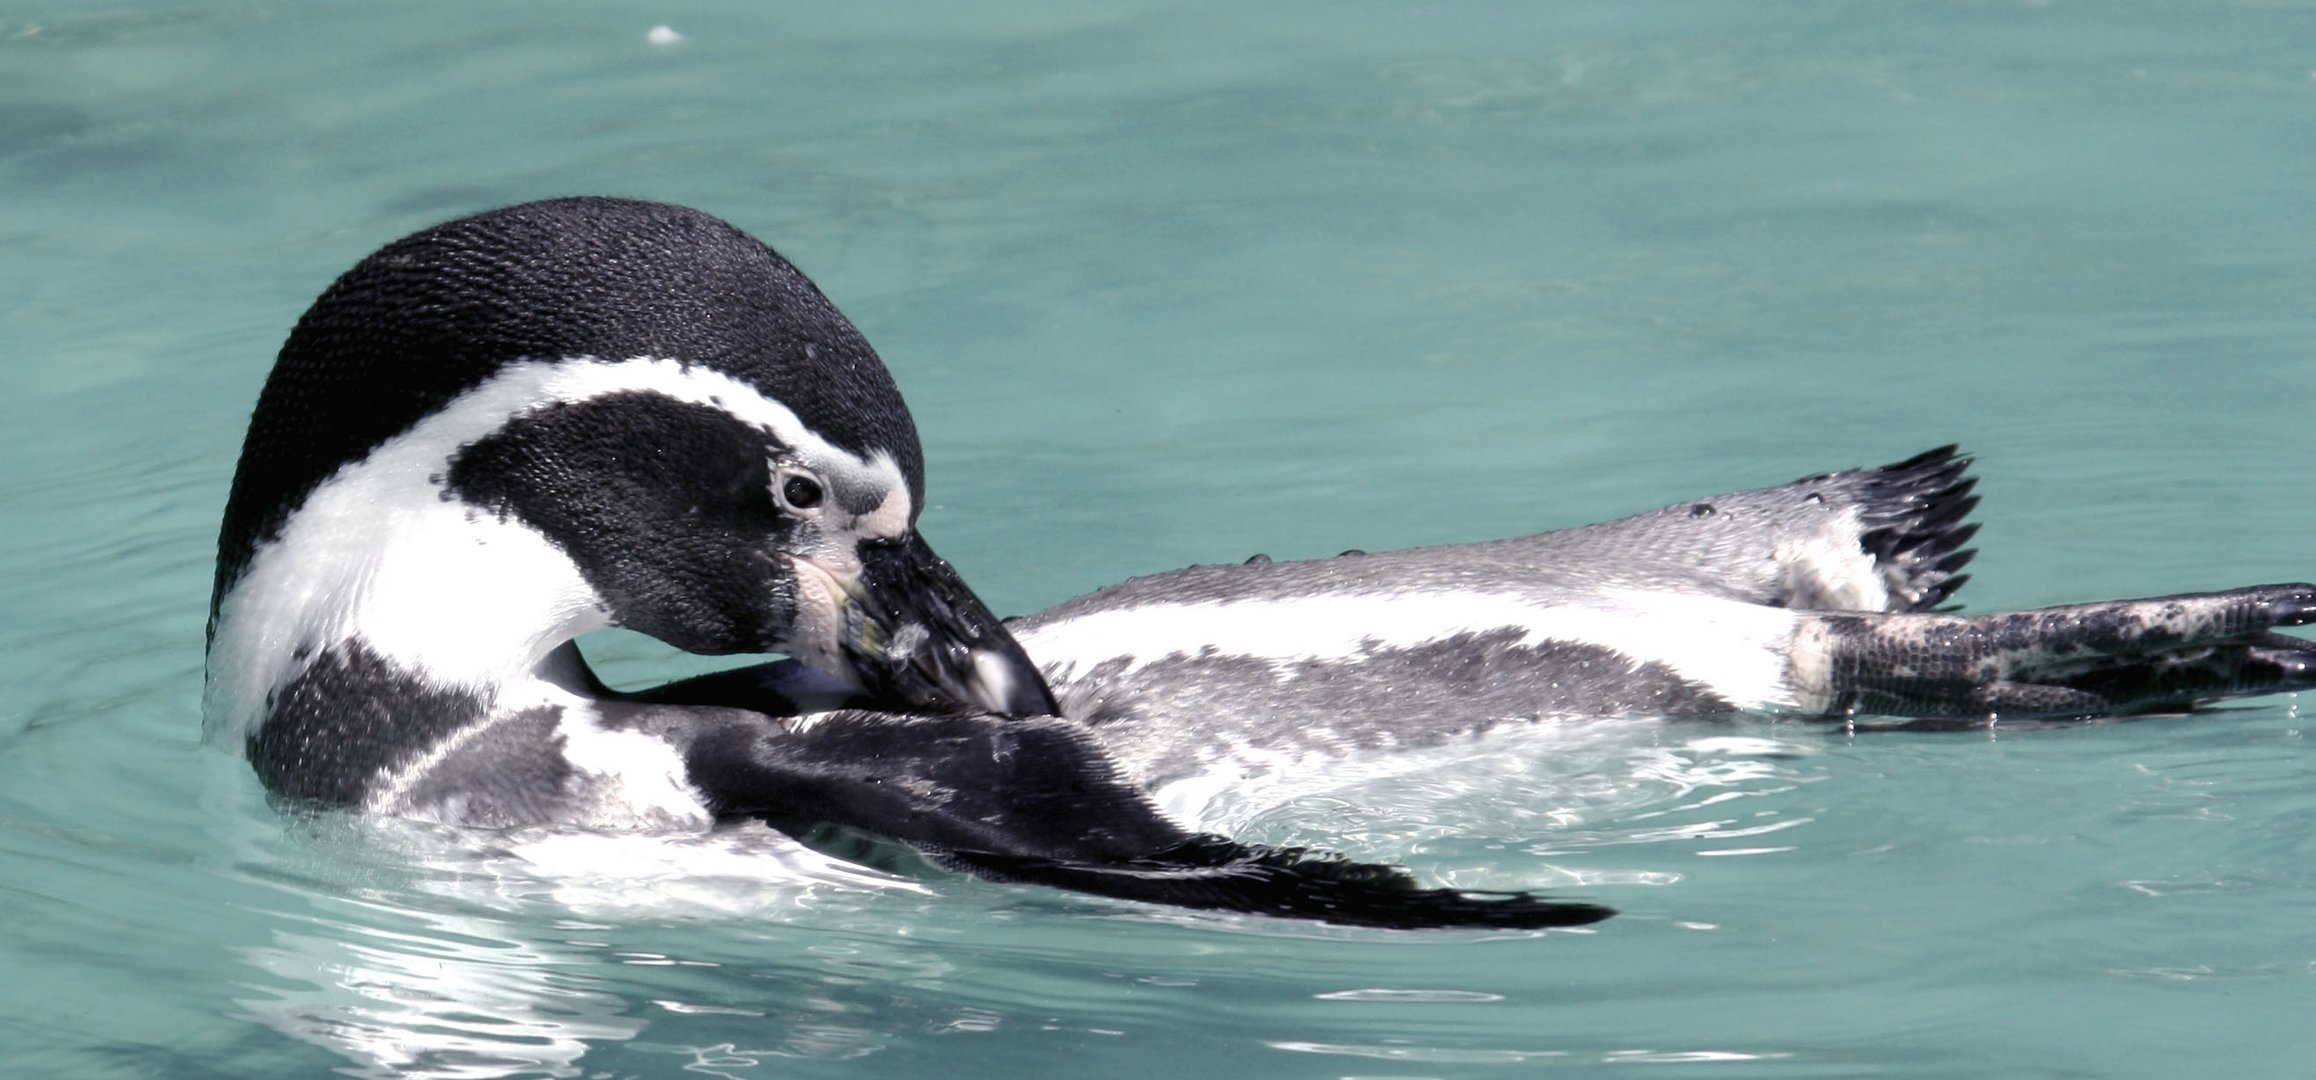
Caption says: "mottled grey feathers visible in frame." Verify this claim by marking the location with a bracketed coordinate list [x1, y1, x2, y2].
[1028, 446, 1983, 622]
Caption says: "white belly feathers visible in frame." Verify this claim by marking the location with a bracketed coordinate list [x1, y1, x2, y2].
[1014, 587, 1809, 714]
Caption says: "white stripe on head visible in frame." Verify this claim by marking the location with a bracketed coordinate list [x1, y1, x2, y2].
[1014, 588, 1807, 713]
[205, 355, 911, 743]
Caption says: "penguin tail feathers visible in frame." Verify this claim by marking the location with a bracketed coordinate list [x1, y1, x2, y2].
[1852, 445, 1981, 613]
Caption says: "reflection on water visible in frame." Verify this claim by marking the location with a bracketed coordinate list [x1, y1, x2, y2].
[222, 817, 941, 1078]
[1176, 719, 1824, 891]
[1268, 1038, 1796, 1067]
[236, 903, 644, 1079]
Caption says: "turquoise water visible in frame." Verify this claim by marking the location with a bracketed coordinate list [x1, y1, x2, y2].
[5, 1, 2316, 1075]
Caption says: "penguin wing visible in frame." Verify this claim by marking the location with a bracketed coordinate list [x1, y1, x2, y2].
[1512, 445, 1981, 613]
[630, 658, 872, 714]
[677, 710, 1611, 930]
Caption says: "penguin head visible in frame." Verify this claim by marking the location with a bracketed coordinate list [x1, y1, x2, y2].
[208, 197, 1053, 732]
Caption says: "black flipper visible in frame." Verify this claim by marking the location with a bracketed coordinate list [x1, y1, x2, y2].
[631, 658, 872, 715]
[680, 711, 1612, 930]
[1811, 584, 2316, 722]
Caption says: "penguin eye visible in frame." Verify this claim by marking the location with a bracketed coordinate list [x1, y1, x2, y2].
[776, 471, 825, 513]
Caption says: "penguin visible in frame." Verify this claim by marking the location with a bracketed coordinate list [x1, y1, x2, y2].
[214, 197, 2316, 929]
[206, 196, 1612, 930]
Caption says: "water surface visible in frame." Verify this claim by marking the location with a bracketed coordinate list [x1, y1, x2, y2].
[4, 2, 2314, 1076]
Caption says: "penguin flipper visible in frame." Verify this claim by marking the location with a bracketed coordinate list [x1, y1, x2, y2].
[1812, 583, 2316, 721]
[682, 711, 1611, 930]
[630, 658, 870, 714]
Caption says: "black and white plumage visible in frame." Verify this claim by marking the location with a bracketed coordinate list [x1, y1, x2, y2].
[210, 196, 2316, 930]
[206, 197, 1610, 929]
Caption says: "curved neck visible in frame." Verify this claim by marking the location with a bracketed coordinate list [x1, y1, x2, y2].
[205, 459, 611, 747]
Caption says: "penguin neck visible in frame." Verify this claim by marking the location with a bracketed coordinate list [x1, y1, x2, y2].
[205, 469, 615, 744]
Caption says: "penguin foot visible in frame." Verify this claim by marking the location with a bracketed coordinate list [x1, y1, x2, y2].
[1810, 584, 2316, 722]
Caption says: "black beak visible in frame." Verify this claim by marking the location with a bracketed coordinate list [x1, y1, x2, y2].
[834, 534, 1060, 718]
